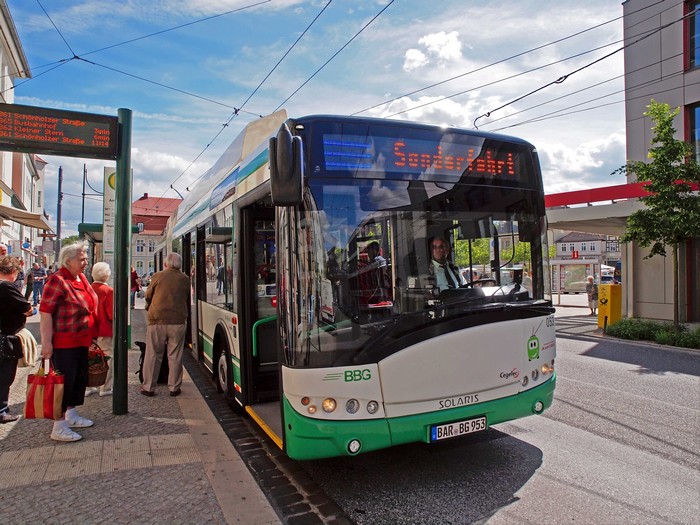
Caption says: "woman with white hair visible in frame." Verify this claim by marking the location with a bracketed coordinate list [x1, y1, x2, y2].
[86, 261, 114, 397]
[39, 241, 98, 442]
[586, 275, 599, 316]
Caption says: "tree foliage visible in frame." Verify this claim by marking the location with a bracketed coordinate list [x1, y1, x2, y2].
[616, 101, 700, 257]
[61, 235, 80, 246]
[614, 100, 700, 326]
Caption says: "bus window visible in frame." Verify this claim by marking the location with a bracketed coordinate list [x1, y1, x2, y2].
[204, 226, 233, 309]
[253, 219, 276, 319]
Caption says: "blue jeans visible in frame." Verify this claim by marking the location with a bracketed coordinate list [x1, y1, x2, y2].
[32, 281, 44, 306]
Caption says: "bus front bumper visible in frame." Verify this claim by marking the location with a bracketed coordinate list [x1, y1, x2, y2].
[282, 374, 556, 460]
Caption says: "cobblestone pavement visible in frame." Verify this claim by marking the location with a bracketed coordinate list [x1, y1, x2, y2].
[0, 309, 279, 525]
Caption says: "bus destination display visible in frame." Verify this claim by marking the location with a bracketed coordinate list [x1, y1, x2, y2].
[323, 133, 524, 181]
[0, 103, 118, 159]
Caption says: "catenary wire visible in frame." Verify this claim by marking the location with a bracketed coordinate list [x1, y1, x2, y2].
[273, 0, 396, 111]
[471, 7, 696, 128]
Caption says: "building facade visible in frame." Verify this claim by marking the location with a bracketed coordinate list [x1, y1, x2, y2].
[622, 0, 700, 322]
[131, 193, 180, 278]
[554, 231, 622, 266]
[0, 3, 50, 267]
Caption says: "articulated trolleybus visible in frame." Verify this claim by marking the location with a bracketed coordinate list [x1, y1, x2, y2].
[170, 109, 556, 460]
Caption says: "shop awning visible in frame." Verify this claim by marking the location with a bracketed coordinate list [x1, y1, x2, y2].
[0, 203, 53, 232]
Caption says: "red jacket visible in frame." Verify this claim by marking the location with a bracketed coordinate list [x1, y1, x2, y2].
[92, 281, 114, 338]
[39, 268, 98, 348]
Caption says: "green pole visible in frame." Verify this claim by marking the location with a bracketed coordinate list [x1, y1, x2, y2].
[113, 108, 132, 415]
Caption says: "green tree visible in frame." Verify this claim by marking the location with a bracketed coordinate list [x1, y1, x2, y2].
[61, 235, 80, 246]
[614, 100, 700, 327]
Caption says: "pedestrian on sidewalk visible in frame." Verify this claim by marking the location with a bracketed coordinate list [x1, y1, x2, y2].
[24, 264, 33, 301]
[0, 256, 35, 423]
[586, 275, 598, 316]
[13, 259, 25, 292]
[31, 262, 46, 306]
[39, 242, 98, 442]
[130, 267, 140, 309]
[85, 262, 114, 398]
[141, 252, 190, 398]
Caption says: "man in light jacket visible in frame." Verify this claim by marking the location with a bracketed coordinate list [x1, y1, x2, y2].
[140, 252, 190, 397]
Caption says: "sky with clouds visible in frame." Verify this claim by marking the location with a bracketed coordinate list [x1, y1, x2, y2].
[5, 0, 629, 236]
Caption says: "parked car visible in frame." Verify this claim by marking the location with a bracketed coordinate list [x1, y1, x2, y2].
[601, 275, 616, 284]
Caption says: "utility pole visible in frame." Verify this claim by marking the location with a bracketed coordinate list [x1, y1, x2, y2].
[81, 163, 87, 223]
[56, 166, 63, 255]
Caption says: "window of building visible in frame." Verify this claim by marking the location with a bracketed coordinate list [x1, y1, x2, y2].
[581, 243, 587, 252]
[560, 243, 567, 252]
[569, 243, 575, 252]
[37, 190, 41, 207]
[691, 1, 700, 69]
[136, 239, 145, 253]
[589, 242, 596, 251]
[148, 239, 156, 253]
[136, 261, 144, 274]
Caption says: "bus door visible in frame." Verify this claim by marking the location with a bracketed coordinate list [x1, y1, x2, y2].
[242, 205, 279, 405]
[182, 232, 199, 357]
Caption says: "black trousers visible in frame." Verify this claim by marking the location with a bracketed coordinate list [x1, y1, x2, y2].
[0, 357, 19, 414]
[52, 347, 88, 412]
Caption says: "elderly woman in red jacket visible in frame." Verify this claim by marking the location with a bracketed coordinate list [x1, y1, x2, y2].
[85, 261, 114, 397]
[39, 242, 98, 442]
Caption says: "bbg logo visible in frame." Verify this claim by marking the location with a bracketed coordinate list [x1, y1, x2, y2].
[345, 369, 371, 381]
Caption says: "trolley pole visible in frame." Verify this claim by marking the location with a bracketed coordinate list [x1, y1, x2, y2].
[113, 108, 132, 415]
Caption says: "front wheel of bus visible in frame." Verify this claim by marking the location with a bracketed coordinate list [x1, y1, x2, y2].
[217, 349, 244, 414]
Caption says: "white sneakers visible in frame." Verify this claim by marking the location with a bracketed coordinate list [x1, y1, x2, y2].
[67, 414, 94, 428]
[50, 420, 82, 442]
[86, 387, 112, 397]
[50, 409, 94, 442]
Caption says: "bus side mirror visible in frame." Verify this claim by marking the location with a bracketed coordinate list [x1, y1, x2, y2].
[270, 124, 304, 206]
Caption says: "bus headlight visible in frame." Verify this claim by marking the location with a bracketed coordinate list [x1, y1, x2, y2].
[366, 400, 379, 414]
[322, 398, 337, 413]
[346, 399, 360, 414]
[541, 364, 550, 375]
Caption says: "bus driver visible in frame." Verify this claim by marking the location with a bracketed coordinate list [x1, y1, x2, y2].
[429, 237, 465, 291]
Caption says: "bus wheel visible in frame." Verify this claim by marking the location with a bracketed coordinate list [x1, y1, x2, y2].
[217, 349, 244, 414]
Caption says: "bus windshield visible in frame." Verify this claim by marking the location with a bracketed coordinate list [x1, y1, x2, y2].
[275, 116, 551, 369]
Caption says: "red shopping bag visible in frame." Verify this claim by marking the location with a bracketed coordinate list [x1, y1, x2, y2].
[24, 359, 64, 420]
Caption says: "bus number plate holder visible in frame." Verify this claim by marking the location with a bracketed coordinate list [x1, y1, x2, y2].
[430, 416, 487, 442]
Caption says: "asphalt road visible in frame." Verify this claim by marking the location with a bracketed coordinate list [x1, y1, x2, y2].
[297, 300, 700, 525]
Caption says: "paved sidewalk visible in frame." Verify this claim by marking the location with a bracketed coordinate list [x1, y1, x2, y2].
[0, 308, 280, 525]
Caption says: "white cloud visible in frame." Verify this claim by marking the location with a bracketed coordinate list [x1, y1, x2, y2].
[403, 49, 428, 72]
[403, 31, 463, 71]
[418, 31, 462, 62]
[539, 131, 627, 194]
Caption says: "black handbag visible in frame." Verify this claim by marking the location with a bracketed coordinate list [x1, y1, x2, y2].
[0, 332, 22, 360]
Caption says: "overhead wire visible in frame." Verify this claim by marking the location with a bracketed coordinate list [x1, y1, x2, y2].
[472, 7, 696, 129]
[480, 50, 684, 129]
[24, 1, 690, 219]
[168, 0, 335, 199]
[273, 0, 396, 111]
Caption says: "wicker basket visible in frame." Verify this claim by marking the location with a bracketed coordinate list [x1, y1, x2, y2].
[87, 362, 109, 387]
[87, 344, 109, 387]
